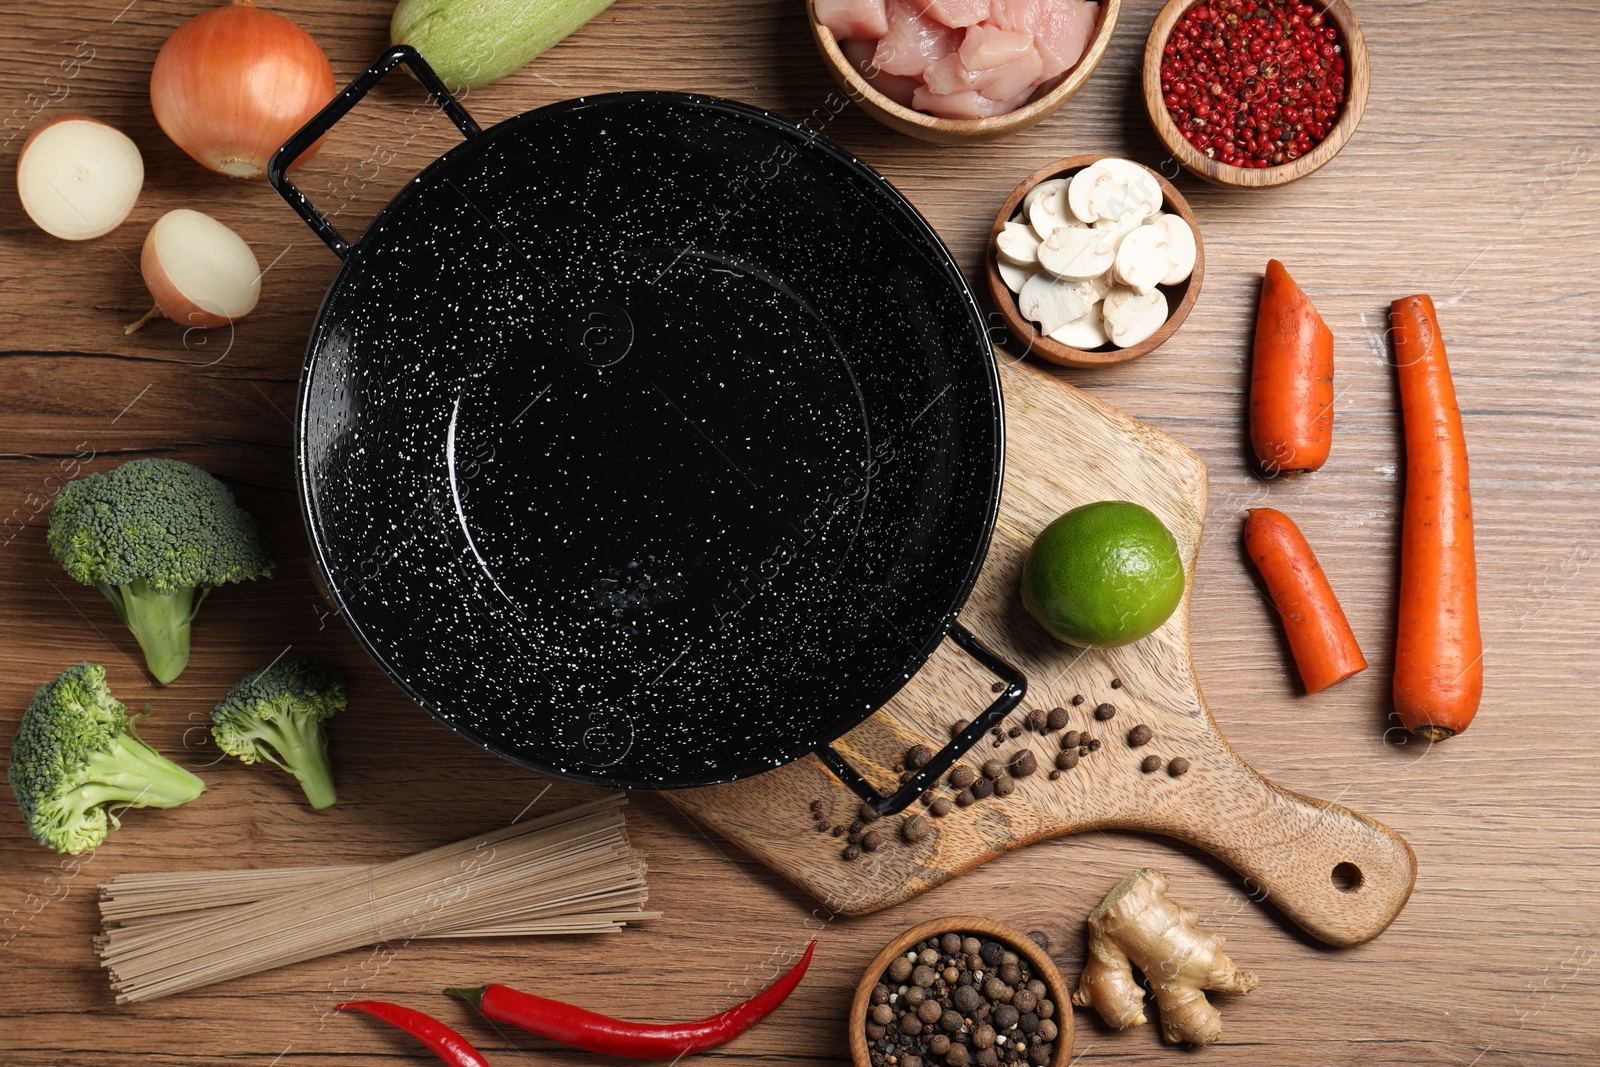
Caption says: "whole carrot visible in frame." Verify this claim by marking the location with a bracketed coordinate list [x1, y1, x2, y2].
[1249, 260, 1334, 475]
[1389, 295, 1481, 740]
[1244, 508, 1367, 694]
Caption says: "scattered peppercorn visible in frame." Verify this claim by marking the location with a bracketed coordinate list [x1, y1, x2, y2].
[1007, 726, 1023, 738]
[971, 777, 995, 800]
[1056, 749, 1079, 771]
[1046, 707, 1068, 731]
[1168, 757, 1192, 777]
[1070, 694, 1085, 706]
[903, 815, 932, 843]
[1061, 730, 1081, 750]
[1127, 724, 1153, 747]
[860, 801, 881, 823]
[1025, 708, 1045, 732]
[956, 788, 976, 807]
[1141, 755, 1163, 773]
[993, 775, 1016, 798]
[906, 744, 933, 770]
[929, 796, 953, 817]
[844, 843, 862, 860]
[1088, 738, 1102, 751]
[1094, 702, 1117, 721]
[982, 758, 1006, 780]
[950, 765, 977, 789]
[949, 720, 969, 739]
[1110, 678, 1122, 689]
[862, 830, 883, 852]
[1048, 770, 1061, 781]
[1010, 750, 1038, 778]
[991, 681, 1006, 694]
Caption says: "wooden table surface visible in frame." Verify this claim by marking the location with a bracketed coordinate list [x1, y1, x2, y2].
[2, 1, 1596, 1064]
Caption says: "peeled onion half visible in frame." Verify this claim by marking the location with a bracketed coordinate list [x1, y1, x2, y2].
[131, 209, 261, 332]
[17, 116, 143, 240]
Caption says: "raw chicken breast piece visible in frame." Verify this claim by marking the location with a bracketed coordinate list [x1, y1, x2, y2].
[971, 43, 1043, 100]
[922, 52, 979, 96]
[816, 0, 888, 40]
[1031, 0, 1101, 78]
[873, 0, 961, 76]
[923, 0, 991, 28]
[911, 86, 1010, 119]
[843, 37, 922, 105]
[958, 24, 1034, 72]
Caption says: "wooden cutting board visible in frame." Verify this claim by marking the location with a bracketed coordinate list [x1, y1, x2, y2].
[675, 357, 1416, 948]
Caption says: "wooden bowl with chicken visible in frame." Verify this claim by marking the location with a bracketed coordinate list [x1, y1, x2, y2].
[808, 0, 1122, 144]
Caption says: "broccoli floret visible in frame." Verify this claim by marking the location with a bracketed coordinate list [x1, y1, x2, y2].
[7, 663, 205, 855]
[47, 459, 274, 685]
[211, 660, 345, 809]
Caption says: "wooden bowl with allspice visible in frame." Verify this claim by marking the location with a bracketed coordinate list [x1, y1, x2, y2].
[850, 916, 1074, 1067]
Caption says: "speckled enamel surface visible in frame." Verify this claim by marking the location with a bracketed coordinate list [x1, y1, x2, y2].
[295, 93, 1003, 789]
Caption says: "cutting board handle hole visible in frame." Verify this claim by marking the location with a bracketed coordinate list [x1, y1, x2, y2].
[1331, 862, 1363, 893]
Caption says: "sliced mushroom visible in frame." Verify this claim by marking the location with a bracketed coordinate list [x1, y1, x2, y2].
[1113, 223, 1175, 296]
[997, 258, 1032, 294]
[1049, 307, 1109, 350]
[1102, 285, 1170, 348]
[1094, 212, 1146, 251]
[1028, 182, 1086, 239]
[1037, 226, 1117, 280]
[1095, 157, 1164, 221]
[1022, 178, 1069, 219]
[1019, 271, 1099, 334]
[997, 220, 1042, 267]
[1067, 163, 1128, 224]
[1152, 212, 1197, 286]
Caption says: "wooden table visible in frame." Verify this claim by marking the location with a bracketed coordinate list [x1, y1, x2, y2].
[1, 1, 1596, 1063]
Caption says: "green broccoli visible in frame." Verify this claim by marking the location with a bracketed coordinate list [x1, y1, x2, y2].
[211, 660, 345, 809]
[47, 458, 274, 685]
[8, 662, 205, 855]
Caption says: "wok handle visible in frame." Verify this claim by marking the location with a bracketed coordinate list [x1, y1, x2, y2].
[268, 45, 482, 260]
[816, 622, 1026, 817]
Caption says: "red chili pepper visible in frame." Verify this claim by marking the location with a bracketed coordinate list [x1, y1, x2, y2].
[446, 940, 815, 1059]
[338, 1001, 493, 1067]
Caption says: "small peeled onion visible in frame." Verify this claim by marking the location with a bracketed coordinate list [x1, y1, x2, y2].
[150, 0, 335, 179]
[16, 116, 143, 240]
[130, 209, 261, 333]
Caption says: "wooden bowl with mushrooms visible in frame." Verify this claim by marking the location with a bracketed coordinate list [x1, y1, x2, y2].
[850, 915, 1074, 1067]
[985, 154, 1204, 368]
[807, 0, 1122, 145]
[1142, 0, 1370, 188]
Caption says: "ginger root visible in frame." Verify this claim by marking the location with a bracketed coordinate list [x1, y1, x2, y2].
[1071, 868, 1257, 1046]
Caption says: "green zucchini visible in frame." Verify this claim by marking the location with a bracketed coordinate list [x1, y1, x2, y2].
[391, 0, 617, 91]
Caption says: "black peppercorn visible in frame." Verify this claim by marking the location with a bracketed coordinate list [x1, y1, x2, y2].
[979, 941, 1004, 966]
[844, 843, 861, 860]
[1070, 694, 1084, 706]
[992, 1003, 1019, 1030]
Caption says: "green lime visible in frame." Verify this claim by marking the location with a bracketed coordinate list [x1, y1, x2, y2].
[1020, 500, 1185, 648]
